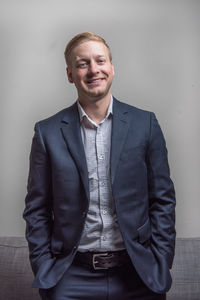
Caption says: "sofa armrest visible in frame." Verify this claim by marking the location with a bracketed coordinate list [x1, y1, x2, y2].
[167, 237, 200, 300]
[0, 237, 40, 300]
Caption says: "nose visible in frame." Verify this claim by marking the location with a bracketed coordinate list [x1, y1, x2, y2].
[88, 61, 99, 75]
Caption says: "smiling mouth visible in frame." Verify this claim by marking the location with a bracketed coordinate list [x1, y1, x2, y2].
[87, 78, 104, 84]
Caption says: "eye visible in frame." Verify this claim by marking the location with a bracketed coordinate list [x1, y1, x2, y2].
[77, 62, 88, 69]
[97, 59, 105, 65]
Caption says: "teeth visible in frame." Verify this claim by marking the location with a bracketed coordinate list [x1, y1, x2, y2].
[88, 79, 101, 83]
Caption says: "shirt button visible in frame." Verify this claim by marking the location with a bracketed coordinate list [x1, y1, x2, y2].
[98, 155, 104, 160]
[100, 181, 105, 187]
[102, 210, 107, 215]
[102, 236, 106, 241]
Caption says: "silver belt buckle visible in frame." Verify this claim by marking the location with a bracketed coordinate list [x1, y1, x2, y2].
[92, 253, 109, 270]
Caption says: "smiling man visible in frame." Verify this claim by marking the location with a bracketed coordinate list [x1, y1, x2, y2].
[67, 39, 114, 103]
[23, 32, 176, 300]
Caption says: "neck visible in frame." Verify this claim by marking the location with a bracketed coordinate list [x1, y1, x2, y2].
[79, 93, 111, 125]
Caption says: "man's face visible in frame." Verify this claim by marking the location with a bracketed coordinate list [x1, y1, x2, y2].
[67, 40, 114, 103]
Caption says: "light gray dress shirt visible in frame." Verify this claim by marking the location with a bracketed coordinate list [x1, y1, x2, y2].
[77, 97, 125, 252]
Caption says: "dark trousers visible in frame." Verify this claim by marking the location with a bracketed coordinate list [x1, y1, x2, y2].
[39, 260, 166, 300]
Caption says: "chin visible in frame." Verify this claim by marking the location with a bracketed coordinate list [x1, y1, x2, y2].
[85, 90, 104, 98]
[91, 93, 108, 101]
[86, 86, 111, 99]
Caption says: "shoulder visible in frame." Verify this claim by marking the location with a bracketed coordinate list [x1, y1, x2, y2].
[35, 102, 78, 130]
[113, 97, 155, 120]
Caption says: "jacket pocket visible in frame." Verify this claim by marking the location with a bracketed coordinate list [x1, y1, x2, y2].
[137, 218, 151, 244]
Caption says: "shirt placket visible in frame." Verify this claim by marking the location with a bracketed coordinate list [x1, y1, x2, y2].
[96, 123, 110, 249]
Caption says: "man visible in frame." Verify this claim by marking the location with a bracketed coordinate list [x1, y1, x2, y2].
[23, 32, 176, 299]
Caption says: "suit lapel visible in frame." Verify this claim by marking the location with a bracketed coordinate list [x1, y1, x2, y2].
[111, 99, 130, 185]
[60, 99, 130, 198]
[60, 103, 89, 201]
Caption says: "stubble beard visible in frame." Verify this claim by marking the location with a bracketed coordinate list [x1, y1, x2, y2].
[82, 80, 113, 103]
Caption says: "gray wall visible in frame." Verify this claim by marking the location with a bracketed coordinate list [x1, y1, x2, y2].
[1, 0, 199, 237]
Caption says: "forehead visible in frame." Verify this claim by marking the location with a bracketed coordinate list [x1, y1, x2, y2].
[71, 40, 110, 60]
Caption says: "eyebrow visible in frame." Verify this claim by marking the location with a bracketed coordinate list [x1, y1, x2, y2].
[76, 55, 106, 62]
[76, 58, 88, 63]
[96, 55, 106, 59]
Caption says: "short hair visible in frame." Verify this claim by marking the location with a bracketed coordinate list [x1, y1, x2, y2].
[64, 32, 112, 67]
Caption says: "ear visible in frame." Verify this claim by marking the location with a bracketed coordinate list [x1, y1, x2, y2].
[111, 61, 115, 76]
[66, 67, 74, 83]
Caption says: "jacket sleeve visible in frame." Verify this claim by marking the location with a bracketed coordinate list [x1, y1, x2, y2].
[23, 122, 53, 275]
[147, 113, 176, 269]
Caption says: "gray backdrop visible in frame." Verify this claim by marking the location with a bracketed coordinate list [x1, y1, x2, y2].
[0, 0, 199, 237]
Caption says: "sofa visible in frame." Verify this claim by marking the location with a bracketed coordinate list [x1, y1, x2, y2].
[0, 237, 199, 300]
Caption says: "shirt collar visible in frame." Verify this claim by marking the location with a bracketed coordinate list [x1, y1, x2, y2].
[77, 96, 113, 126]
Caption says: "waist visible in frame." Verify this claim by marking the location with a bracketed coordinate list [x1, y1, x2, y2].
[74, 249, 131, 270]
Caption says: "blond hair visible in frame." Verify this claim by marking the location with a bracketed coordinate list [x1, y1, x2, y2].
[64, 32, 112, 66]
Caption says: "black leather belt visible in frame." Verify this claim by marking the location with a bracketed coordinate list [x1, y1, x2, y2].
[74, 250, 130, 270]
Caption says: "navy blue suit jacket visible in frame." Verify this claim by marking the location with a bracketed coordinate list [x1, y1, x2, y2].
[23, 98, 176, 293]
